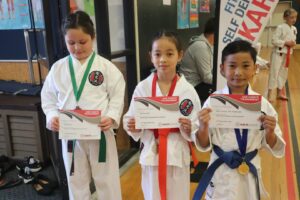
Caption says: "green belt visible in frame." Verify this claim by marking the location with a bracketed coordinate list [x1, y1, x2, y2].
[69, 131, 106, 176]
[98, 132, 106, 162]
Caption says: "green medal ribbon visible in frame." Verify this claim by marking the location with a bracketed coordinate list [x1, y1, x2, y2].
[68, 52, 96, 101]
[68, 53, 106, 176]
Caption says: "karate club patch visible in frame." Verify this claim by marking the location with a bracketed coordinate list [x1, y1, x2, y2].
[89, 71, 104, 86]
[179, 99, 193, 116]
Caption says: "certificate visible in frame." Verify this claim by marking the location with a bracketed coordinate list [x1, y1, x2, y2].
[59, 110, 101, 140]
[134, 96, 180, 129]
[209, 94, 262, 129]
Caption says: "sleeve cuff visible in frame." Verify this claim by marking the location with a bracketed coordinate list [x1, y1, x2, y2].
[107, 111, 121, 129]
[179, 126, 192, 142]
[191, 129, 212, 152]
[263, 134, 286, 158]
[46, 111, 59, 130]
[122, 115, 142, 141]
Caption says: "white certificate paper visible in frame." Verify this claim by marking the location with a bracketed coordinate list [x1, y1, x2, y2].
[209, 94, 262, 129]
[59, 110, 101, 140]
[134, 96, 180, 129]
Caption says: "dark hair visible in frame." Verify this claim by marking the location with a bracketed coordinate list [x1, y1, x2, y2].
[221, 40, 257, 64]
[204, 17, 215, 35]
[61, 10, 95, 38]
[283, 8, 298, 18]
[149, 30, 183, 52]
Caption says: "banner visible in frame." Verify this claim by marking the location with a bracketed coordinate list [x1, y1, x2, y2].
[216, 0, 278, 89]
[32, 0, 44, 29]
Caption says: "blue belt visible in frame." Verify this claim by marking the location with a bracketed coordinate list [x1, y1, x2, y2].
[193, 145, 260, 200]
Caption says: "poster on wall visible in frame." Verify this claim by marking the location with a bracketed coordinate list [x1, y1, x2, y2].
[32, 0, 44, 29]
[189, 0, 199, 28]
[0, 0, 31, 30]
[84, 0, 94, 16]
[216, 0, 279, 90]
[199, 0, 210, 13]
[177, 0, 189, 29]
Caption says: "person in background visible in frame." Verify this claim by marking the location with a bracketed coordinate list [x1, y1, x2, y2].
[123, 30, 201, 200]
[267, 8, 298, 102]
[193, 40, 285, 200]
[180, 17, 215, 104]
[41, 11, 125, 200]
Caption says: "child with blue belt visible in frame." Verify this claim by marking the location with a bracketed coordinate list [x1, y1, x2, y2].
[193, 40, 285, 200]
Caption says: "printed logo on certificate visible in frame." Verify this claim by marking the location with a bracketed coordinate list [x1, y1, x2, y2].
[59, 110, 101, 140]
[134, 96, 180, 129]
[209, 94, 262, 129]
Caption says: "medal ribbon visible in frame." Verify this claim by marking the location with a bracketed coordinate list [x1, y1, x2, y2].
[234, 129, 248, 156]
[69, 52, 96, 101]
[232, 87, 248, 157]
[68, 52, 106, 176]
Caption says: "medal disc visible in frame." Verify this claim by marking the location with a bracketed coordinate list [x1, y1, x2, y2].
[238, 162, 249, 175]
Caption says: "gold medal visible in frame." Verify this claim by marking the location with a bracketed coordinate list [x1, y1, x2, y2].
[237, 162, 249, 175]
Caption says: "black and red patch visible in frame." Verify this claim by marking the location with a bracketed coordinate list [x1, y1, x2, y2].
[89, 71, 104, 86]
[179, 99, 193, 116]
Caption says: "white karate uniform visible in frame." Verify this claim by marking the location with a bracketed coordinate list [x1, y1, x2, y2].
[41, 52, 125, 200]
[268, 23, 297, 90]
[192, 85, 286, 200]
[123, 73, 201, 200]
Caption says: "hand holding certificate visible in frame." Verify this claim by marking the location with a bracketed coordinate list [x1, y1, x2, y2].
[59, 110, 101, 140]
[209, 94, 262, 129]
[134, 96, 180, 129]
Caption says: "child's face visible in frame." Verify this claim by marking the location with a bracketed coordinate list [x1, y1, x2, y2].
[150, 37, 183, 75]
[285, 12, 298, 26]
[220, 52, 257, 93]
[65, 28, 94, 62]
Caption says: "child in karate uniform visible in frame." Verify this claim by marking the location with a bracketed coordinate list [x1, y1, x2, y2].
[193, 40, 285, 200]
[267, 8, 298, 102]
[41, 11, 125, 200]
[123, 31, 201, 200]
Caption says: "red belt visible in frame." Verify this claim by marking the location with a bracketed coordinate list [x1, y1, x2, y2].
[285, 47, 291, 68]
[153, 128, 198, 200]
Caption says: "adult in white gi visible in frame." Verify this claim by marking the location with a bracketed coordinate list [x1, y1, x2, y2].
[268, 8, 298, 101]
[193, 85, 285, 200]
[123, 72, 201, 200]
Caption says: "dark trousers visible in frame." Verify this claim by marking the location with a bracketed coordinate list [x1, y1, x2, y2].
[195, 82, 214, 106]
